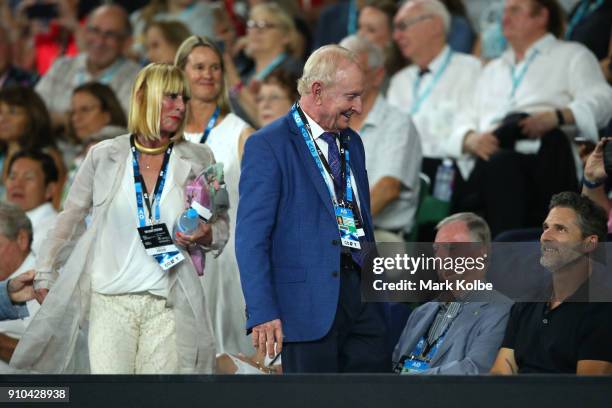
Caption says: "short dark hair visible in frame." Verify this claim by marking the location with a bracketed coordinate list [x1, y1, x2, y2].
[531, 0, 565, 38]
[549, 192, 608, 242]
[8, 150, 59, 186]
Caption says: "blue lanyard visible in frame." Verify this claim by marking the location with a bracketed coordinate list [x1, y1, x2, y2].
[291, 104, 352, 205]
[199, 106, 220, 144]
[253, 53, 288, 82]
[130, 135, 173, 227]
[565, 0, 604, 39]
[347, 0, 357, 35]
[410, 49, 453, 114]
[510, 49, 539, 99]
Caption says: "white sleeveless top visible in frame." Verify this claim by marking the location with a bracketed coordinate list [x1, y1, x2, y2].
[184, 113, 254, 355]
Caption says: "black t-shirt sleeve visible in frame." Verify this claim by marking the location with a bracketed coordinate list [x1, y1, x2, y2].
[577, 304, 612, 363]
[501, 303, 522, 349]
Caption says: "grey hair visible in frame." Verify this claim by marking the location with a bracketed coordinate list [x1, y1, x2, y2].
[436, 212, 491, 245]
[405, 0, 451, 34]
[339, 34, 385, 70]
[297, 45, 361, 96]
[0, 202, 32, 244]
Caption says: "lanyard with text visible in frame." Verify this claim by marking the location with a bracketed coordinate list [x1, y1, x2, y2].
[398, 332, 448, 374]
[130, 135, 172, 227]
[130, 135, 184, 270]
[253, 53, 288, 82]
[565, 0, 604, 39]
[291, 104, 362, 248]
[200, 106, 220, 144]
[509, 49, 539, 99]
[410, 49, 453, 114]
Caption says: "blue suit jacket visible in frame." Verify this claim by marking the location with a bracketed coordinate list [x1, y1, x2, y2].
[236, 111, 374, 342]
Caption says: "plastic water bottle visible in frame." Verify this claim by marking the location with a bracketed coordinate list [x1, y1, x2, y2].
[433, 159, 455, 202]
[174, 208, 199, 236]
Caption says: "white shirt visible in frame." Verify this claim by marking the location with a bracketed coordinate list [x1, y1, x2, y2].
[89, 154, 181, 297]
[450, 34, 612, 177]
[387, 46, 482, 159]
[302, 111, 363, 213]
[0, 253, 39, 340]
[360, 96, 422, 232]
[26, 202, 58, 258]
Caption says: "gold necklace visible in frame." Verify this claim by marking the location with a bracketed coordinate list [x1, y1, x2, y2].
[134, 138, 170, 155]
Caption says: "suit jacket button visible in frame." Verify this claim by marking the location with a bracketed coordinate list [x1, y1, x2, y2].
[332, 239, 339, 246]
[332, 271, 339, 278]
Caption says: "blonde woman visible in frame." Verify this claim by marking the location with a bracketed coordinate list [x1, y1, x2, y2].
[10, 64, 228, 374]
[175, 36, 255, 356]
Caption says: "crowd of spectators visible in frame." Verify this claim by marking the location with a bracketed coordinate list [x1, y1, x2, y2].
[0, 0, 611, 375]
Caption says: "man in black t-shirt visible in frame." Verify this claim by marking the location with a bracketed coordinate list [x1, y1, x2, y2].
[490, 192, 612, 374]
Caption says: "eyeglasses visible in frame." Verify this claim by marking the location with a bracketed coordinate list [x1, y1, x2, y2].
[247, 20, 279, 31]
[393, 14, 434, 32]
[86, 25, 127, 42]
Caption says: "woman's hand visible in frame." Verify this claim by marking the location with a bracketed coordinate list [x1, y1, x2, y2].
[175, 222, 213, 248]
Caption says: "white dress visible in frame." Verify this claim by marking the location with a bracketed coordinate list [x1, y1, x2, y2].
[185, 113, 254, 355]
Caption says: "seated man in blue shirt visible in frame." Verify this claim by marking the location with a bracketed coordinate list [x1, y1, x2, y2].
[0, 202, 36, 321]
[393, 212, 512, 374]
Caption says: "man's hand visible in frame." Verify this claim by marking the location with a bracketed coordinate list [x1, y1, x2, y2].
[7, 270, 35, 303]
[584, 137, 611, 184]
[519, 111, 558, 139]
[463, 131, 499, 161]
[252, 318, 283, 358]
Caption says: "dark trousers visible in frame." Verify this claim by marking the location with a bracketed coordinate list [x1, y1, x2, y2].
[281, 257, 390, 373]
[452, 129, 578, 237]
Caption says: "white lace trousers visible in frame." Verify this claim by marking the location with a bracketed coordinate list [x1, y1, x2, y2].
[88, 292, 178, 374]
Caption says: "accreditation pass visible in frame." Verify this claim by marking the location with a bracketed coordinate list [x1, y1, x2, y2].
[137, 223, 185, 270]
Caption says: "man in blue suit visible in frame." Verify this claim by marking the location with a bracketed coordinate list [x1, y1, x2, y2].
[236, 45, 388, 373]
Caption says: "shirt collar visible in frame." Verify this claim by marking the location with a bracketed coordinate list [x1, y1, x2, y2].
[302, 109, 328, 140]
[26, 202, 57, 224]
[428, 45, 452, 74]
[504, 33, 556, 65]
[79, 53, 125, 79]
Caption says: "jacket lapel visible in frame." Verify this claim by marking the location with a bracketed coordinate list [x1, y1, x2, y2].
[286, 114, 336, 219]
[167, 143, 199, 203]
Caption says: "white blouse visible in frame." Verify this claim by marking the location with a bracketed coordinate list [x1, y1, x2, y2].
[90, 153, 181, 297]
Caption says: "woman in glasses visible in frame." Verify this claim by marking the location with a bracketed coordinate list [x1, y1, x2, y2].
[11, 64, 228, 374]
[225, 3, 303, 126]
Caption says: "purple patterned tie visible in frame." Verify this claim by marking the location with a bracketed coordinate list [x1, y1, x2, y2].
[319, 132, 343, 197]
[320, 132, 366, 267]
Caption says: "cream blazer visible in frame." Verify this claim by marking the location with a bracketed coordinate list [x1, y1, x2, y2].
[9, 134, 228, 373]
